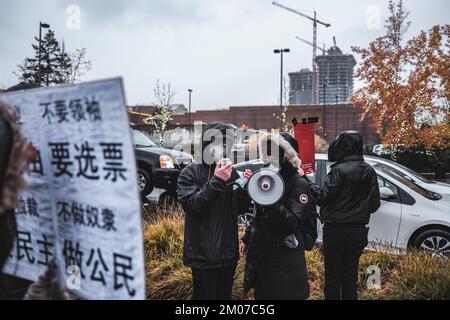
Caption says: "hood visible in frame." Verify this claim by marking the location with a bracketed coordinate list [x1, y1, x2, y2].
[328, 130, 363, 162]
[257, 132, 301, 171]
[200, 122, 236, 164]
[429, 181, 450, 194]
[439, 194, 450, 203]
[281, 132, 299, 154]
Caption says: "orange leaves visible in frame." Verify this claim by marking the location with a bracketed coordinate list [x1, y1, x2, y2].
[352, 1, 449, 149]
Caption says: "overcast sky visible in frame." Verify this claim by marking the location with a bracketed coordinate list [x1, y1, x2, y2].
[1, 0, 449, 110]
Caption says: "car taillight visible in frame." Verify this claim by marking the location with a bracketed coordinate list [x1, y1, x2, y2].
[160, 155, 175, 169]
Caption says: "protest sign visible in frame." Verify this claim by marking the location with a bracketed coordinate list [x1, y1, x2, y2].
[293, 123, 316, 174]
[0, 78, 145, 300]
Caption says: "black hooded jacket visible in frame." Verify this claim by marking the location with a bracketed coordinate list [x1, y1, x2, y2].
[177, 123, 251, 269]
[242, 133, 312, 300]
[250, 133, 314, 251]
[311, 131, 380, 225]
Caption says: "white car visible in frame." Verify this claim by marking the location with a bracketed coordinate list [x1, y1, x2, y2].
[317, 154, 450, 258]
[235, 154, 450, 258]
[364, 155, 450, 196]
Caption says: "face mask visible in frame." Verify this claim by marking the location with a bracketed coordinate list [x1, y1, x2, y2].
[209, 144, 226, 160]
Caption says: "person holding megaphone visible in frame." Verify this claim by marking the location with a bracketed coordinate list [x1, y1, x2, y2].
[240, 132, 315, 300]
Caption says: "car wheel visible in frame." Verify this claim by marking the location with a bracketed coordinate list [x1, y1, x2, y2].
[137, 168, 154, 197]
[413, 229, 450, 258]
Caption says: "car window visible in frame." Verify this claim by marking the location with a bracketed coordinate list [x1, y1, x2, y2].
[395, 162, 434, 184]
[373, 158, 433, 183]
[373, 163, 440, 200]
[132, 130, 156, 147]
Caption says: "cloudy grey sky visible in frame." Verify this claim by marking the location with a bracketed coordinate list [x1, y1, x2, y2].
[1, 0, 449, 110]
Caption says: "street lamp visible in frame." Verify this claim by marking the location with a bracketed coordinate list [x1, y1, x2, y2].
[273, 48, 290, 111]
[187, 89, 193, 130]
[335, 94, 339, 137]
[39, 22, 50, 84]
[322, 75, 328, 136]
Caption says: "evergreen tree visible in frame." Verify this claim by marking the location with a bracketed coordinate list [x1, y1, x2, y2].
[17, 29, 89, 86]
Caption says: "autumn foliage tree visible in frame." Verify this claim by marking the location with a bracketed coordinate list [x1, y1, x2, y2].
[352, 0, 449, 150]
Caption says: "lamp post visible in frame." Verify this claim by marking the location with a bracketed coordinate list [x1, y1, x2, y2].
[335, 95, 338, 137]
[188, 89, 193, 130]
[322, 75, 328, 136]
[38, 22, 50, 85]
[273, 48, 290, 110]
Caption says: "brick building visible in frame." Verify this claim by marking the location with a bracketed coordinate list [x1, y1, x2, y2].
[128, 103, 379, 145]
[286, 104, 379, 144]
[170, 106, 282, 130]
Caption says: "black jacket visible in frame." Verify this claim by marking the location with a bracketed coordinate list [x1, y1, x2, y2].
[310, 131, 380, 225]
[249, 168, 314, 252]
[177, 123, 251, 269]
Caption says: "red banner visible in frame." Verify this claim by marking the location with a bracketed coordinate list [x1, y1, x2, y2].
[293, 123, 316, 174]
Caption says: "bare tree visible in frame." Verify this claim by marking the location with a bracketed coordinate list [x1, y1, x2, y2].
[144, 80, 176, 147]
[65, 48, 92, 83]
[273, 76, 290, 132]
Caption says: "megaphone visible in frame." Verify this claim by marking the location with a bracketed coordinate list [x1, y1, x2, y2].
[247, 168, 285, 206]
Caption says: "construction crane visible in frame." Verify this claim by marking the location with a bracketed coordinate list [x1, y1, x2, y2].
[294, 36, 326, 55]
[272, 1, 331, 104]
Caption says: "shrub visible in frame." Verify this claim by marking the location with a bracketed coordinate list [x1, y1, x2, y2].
[144, 205, 450, 300]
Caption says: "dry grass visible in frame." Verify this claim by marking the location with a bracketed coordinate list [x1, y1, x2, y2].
[144, 204, 450, 300]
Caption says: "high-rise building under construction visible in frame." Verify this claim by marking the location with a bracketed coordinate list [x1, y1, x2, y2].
[288, 69, 314, 105]
[289, 45, 356, 105]
[316, 46, 356, 104]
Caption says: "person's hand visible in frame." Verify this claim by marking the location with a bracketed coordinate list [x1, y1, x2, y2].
[243, 169, 253, 180]
[297, 167, 305, 176]
[214, 162, 232, 182]
[239, 242, 248, 257]
[24, 261, 70, 300]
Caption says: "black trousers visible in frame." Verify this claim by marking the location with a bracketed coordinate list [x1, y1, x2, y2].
[322, 224, 368, 300]
[191, 263, 237, 300]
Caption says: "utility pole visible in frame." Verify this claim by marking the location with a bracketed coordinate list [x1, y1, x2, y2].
[322, 75, 328, 136]
[335, 93, 339, 137]
[38, 22, 50, 85]
[273, 48, 290, 111]
[187, 89, 193, 131]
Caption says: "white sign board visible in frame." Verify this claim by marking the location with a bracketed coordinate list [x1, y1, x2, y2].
[0, 78, 145, 300]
